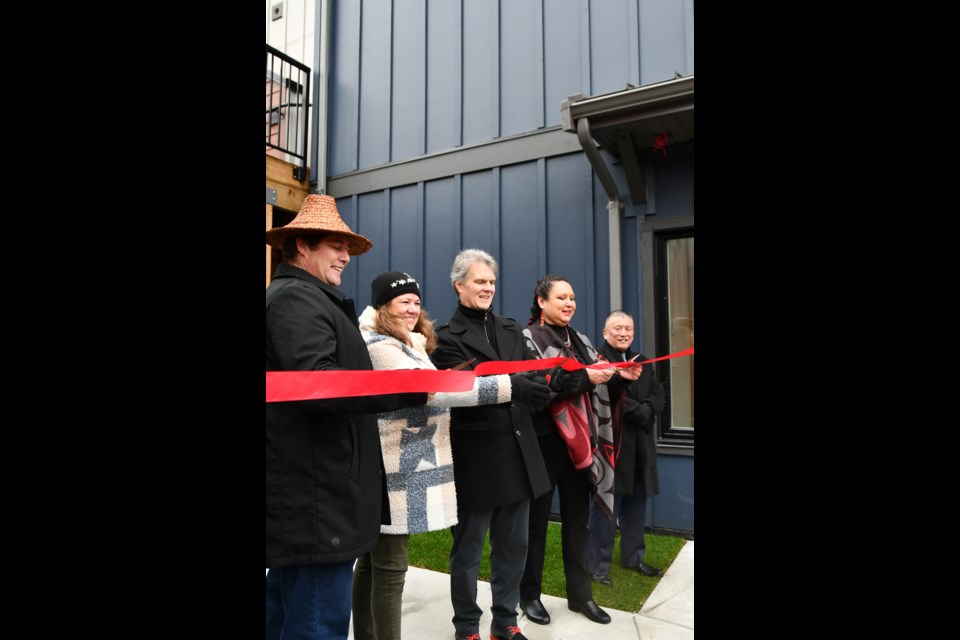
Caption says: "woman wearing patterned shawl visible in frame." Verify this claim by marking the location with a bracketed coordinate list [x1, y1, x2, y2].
[518, 275, 642, 628]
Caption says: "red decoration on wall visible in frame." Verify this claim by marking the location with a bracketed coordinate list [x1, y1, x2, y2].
[654, 132, 670, 157]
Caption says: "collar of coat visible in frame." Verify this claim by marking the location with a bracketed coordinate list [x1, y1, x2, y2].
[446, 306, 518, 362]
[273, 263, 347, 302]
[599, 340, 634, 363]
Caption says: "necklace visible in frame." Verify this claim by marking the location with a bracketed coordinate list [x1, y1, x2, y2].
[563, 327, 572, 347]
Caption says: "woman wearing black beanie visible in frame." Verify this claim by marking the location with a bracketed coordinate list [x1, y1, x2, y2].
[351, 271, 514, 640]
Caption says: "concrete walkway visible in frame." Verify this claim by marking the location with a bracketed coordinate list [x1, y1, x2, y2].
[350, 540, 694, 639]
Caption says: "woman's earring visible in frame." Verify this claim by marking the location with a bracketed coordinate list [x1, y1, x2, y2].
[539, 310, 545, 327]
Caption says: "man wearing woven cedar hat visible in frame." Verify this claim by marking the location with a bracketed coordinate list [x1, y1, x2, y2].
[265, 195, 427, 640]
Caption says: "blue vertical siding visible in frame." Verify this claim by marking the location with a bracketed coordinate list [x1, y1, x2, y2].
[461, 170, 500, 275]
[639, 0, 688, 84]
[387, 184, 424, 300]
[500, 0, 542, 137]
[329, 0, 361, 175]
[546, 153, 597, 341]
[354, 191, 391, 307]
[650, 455, 694, 532]
[498, 162, 543, 322]
[422, 177, 461, 324]
[425, 0, 461, 152]
[323, 0, 694, 533]
[391, 0, 426, 159]
[329, 0, 691, 173]
[590, 175, 612, 325]
[589, 0, 637, 95]
[543, 0, 585, 127]
[358, 0, 393, 168]
[461, 0, 499, 145]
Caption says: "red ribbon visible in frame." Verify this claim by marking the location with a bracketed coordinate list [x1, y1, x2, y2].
[266, 369, 476, 403]
[472, 356, 570, 376]
[633, 346, 694, 365]
[266, 347, 694, 403]
[473, 347, 695, 375]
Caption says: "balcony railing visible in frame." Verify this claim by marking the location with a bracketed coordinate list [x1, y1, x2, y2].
[266, 44, 311, 182]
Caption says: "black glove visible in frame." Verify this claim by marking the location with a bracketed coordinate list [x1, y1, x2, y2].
[547, 366, 588, 399]
[510, 372, 552, 412]
[626, 399, 654, 426]
[638, 402, 653, 424]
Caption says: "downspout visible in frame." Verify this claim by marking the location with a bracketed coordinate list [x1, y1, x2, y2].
[310, 0, 333, 194]
[575, 117, 623, 311]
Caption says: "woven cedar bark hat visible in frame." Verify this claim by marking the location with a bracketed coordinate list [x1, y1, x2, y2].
[265, 194, 372, 255]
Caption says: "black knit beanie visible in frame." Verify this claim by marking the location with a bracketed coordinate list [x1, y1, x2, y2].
[371, 271, 421, 308]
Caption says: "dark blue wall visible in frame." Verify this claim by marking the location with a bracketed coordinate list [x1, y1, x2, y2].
[330, 0, 692, 173]
[326, 0, 694, 533]
[650, 455, 694, 532]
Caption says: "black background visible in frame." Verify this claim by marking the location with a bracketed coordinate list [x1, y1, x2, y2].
[75, 3, 826, 633]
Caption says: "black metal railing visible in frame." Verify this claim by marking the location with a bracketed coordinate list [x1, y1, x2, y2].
[266, 44, 311, 182]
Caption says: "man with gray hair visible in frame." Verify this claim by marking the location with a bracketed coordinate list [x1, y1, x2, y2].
[431, 249, 554, 640]
[588, 310, 666, 586]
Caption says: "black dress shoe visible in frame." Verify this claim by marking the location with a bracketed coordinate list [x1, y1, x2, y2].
[520, 599, 550, 625]
[567, 599, 611, 624]
[591, 573, 612, 586]
[630, 563, 664, 577]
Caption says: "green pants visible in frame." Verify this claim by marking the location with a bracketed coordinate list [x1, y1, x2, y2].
[352, 533, 410, 640]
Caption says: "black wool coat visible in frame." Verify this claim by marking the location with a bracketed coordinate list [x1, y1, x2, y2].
[431, 306, 551, 510]
[266, 264, 425, 568]
[599, 342, 665, 498]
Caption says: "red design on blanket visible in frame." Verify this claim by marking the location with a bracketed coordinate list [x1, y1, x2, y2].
[551, 393, 594, 469]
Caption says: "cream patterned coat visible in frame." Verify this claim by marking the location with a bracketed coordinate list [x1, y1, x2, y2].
[359, 306, 512, 534]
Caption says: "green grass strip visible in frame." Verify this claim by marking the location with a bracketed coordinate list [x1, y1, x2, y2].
[408, 522, 686, 612]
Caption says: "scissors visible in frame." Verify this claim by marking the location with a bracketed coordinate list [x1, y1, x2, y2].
[450, 357, 477, 371]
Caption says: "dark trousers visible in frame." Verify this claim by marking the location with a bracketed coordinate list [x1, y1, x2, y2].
[588, 473, 649, 576]
[266, 560, 355, 640]
[352, 533, 409, 640]
[520, 432, 593, 605]
[449, 499, 529, 636]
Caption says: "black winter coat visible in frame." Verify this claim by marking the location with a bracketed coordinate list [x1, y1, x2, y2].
[431, 306, 551, 510]
[599, 342, 665, 498]
[266, 264, 424, 568]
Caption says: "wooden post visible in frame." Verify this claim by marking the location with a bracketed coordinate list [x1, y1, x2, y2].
[266, 203, 273, 287]
[265, 154, 309, 287]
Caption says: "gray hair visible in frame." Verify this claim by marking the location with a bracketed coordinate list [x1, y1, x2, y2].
[605, 309, 634, 325]
[450, 249, 498, 291]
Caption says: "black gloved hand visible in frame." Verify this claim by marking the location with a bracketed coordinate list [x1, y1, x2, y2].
[547, 366, 588, 399]
[636, 401, 654, 425]
[510, 372, 552, 412]
[625, 399, 654, 426]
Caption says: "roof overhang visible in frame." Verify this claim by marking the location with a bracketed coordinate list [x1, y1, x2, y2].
[560, 75, 694, 205]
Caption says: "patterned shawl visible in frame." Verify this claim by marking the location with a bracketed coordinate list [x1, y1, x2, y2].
[523, 324, 616, 519]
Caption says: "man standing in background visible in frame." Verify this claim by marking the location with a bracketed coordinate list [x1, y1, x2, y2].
[588, 310, 666, 586]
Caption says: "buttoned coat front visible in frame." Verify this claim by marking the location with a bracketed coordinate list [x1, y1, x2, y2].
[599, 342, 665, 498]
[266, 264, 423, 567]
[431, 307, 551, 511]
